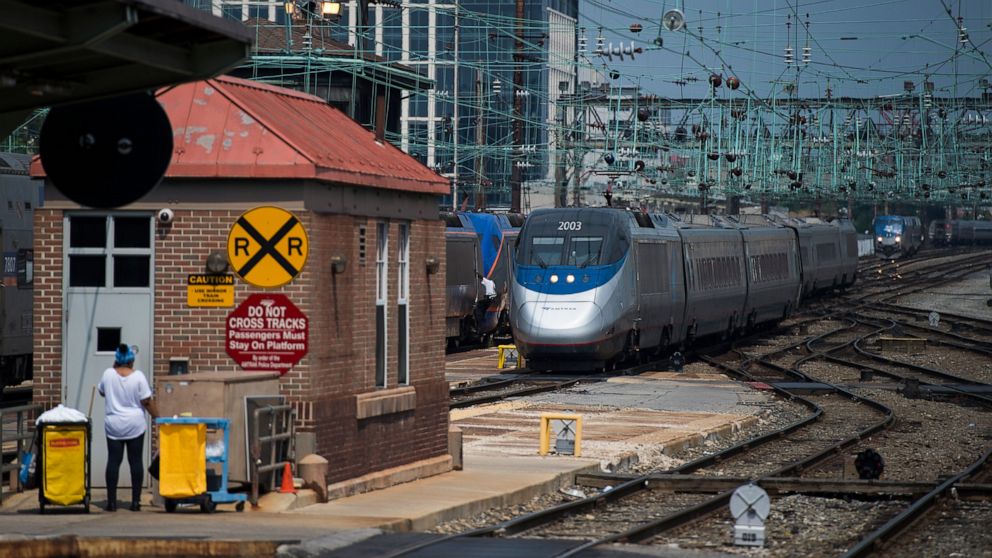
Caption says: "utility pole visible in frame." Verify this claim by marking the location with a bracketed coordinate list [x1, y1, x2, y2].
[452, 6, 459, 209]
[510, 0, 525, 213]
[475, 68, 486, 210]
[554, 100, 566, 207]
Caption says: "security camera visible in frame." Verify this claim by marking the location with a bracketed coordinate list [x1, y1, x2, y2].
[157, 208, 175, 224]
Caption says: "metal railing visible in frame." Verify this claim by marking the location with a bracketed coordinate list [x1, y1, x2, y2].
[1, 404, 40, 506]
[857, 234, 875, 257]
[249, 404, 296, 506]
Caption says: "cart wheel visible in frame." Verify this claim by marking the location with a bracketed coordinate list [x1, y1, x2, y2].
[201, 495, 216, 513]
[235, 501, 245, 512]
[165, 499, 177, 513]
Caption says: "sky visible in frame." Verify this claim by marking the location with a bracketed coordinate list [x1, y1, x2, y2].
[578, 0, 992, 100]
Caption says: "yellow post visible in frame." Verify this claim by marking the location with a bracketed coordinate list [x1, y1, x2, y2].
[497, 344, 524, 369]
[539, 413, 582, 457]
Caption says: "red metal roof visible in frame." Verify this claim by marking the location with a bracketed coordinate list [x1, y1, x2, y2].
[162, 76, 448, 194]
[33, 75, 448, 195]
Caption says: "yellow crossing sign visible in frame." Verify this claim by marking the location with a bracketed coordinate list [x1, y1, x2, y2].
[227, 206, 308, 288]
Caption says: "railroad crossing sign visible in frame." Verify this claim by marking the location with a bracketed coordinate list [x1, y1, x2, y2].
[227, 206, 308, 288]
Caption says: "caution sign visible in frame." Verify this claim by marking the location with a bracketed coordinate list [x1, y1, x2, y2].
[187, 273, 235, 307]
[227, 206, 308, 288]
[226, 294, 308, 374]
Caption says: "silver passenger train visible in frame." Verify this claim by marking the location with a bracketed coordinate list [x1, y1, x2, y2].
[510, 208, 857, 370]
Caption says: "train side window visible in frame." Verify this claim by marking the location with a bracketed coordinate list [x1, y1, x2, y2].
[17, 249, 32, 287]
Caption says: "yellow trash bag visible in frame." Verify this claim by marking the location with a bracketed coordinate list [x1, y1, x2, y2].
[159, 423, 206, 499]
[42, 425, 87, 506]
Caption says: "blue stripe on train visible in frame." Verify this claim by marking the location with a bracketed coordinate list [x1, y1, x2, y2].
[515, 256, 625, 295]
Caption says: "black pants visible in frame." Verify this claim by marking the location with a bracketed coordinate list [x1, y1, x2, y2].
[475, 296, 496, 328]
[106, 433, 144, 505]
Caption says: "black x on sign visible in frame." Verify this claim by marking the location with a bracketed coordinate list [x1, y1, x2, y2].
[227, 206, 309, 288]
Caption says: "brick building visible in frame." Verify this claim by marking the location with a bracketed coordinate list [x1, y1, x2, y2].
[31, 76, 452, 489]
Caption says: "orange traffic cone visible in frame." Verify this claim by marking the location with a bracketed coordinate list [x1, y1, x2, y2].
[279, 462, 296, 494]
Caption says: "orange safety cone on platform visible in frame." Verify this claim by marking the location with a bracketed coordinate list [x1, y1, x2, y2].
[279, 462, 296, 494]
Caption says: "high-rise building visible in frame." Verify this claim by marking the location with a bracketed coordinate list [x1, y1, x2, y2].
[202, 1, 578, 209]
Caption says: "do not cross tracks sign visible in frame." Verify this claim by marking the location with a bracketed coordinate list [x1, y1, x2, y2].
[227, 206, 308, 288]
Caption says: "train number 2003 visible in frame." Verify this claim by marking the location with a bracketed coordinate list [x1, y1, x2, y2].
[557, 221, 582, 231]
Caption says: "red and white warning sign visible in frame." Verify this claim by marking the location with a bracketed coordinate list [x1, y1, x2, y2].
[226, 294, 308, 374]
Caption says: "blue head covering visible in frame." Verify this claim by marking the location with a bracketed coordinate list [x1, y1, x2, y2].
[114, 344, 136, 366]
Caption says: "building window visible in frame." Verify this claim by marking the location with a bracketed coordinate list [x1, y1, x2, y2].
[66, 214, 152, 289]
[396, 223, 409, 385]
[375, 222, 388, 388]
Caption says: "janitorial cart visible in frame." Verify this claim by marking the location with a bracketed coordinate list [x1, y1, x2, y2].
[37, 420, 91, 514]
[156, 417, 246, 513]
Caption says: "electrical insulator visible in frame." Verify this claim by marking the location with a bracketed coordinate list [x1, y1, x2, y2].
[784, 46, 794, 66]
[578, 33, 587, 53]
[595, 29, 605, 54]
[492, 79, 501, 95]
[959, 27, 968, 44]
[802, 46, 811, 65]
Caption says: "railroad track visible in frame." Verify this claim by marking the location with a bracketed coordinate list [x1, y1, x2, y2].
[411, 251, 992, 556]
[449, 378, 578, 409]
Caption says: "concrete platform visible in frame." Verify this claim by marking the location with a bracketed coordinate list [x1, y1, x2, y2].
[0, 355, 773, 557]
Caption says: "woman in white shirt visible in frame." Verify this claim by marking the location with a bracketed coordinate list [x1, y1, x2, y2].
[98, 344, 157, 512]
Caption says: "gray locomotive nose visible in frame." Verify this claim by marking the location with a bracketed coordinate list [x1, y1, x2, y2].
[515, 301, 605, 345]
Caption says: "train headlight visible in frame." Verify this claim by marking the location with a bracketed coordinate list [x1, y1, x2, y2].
[876, 236, 883, 243]
[566, 274, 575, 283]
[550, 274, 559, 284]
[895, 235, 901, 243]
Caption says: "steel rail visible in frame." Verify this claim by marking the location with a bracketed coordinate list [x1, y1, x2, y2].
[851, 320, 992, 388]
[547, 319, 894, 555]
[574, 474, 938, 499]
[797, 317, 992, 407]
[553, 356, 894, 555]
[449, 380, 579, 409]
[865, 301, 992, 335]
[850, 313, 992, 355]
[449, 374, 531, 397]
[843, 446, 992, 558]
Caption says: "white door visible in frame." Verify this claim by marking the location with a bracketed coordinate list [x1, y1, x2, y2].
[63, 214, 154, 488]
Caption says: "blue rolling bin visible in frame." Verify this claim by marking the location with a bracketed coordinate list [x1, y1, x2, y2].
[155, 417, 247, 513]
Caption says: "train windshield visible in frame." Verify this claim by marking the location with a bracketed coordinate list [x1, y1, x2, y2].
[567, 237, 604, 267]
[874, 217, 903, 235]
[517, 211, 626, 267]
[530, 237, 565, 266]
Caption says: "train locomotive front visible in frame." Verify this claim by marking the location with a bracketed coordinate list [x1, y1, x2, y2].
[873, 215, 922, 258]
[510, 209, 636, 370]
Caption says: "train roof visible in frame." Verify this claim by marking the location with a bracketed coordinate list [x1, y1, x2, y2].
[442, 211, 522, 231]
[0, 153, 30, 175]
